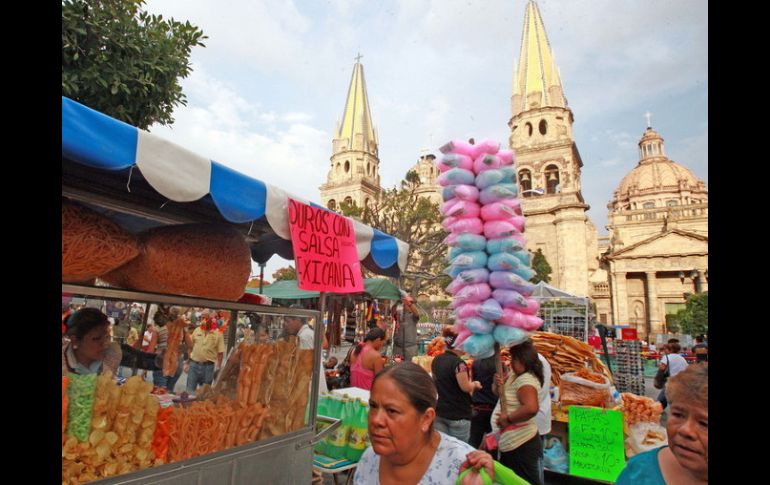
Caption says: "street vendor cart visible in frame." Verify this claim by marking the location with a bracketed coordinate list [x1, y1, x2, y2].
[61, 96, 408, 484]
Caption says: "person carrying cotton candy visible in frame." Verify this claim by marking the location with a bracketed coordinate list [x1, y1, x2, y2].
[431, 326, 482, 444]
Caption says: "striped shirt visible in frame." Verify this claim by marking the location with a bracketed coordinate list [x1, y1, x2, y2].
[491, 371, 541, 453]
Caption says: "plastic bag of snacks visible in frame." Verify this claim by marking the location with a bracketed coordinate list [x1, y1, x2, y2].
[559, 369, 611, 407]
[66, 373, 97, 442]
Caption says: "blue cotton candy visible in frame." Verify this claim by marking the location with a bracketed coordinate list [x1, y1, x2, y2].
[441, 184, 480, 202]
[479, 184, 519, 204]
[461, 333, 496, 358]
[487, 253, 522, 272]
[478, 298, 504, 320]
[486, 237, 526, 254]
[447, 233, 487, 251]
[475, 167, 516, 189]
[464, 317, 495, 334]
[450, 251, 488, 270]
[493, 325, 531, 347]
[437, 168, 475, 187]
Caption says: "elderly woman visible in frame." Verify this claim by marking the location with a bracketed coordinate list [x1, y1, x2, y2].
[615, 363, 708, 484]
[62, 308, 122, 376]
[354, 362, 494, 484]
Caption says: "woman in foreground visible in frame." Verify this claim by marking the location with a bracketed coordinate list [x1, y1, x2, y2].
[354, 362, 495, 485]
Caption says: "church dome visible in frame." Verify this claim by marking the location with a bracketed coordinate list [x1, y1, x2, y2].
[611, 127, 706, 206]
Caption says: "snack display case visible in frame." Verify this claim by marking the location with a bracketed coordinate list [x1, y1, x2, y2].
[61, 96, 408, 484]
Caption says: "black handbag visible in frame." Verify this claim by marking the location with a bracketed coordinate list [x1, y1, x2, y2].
[653, 355, 670, 389]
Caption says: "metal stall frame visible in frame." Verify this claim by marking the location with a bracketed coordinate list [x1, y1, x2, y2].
[63, 283, 335, 485]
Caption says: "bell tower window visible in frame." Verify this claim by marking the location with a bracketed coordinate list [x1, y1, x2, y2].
[545, 165, 560, 194]
[526, 122, 533, 137]
[539, 119, 547, 135]
[519, 169, 532, 197]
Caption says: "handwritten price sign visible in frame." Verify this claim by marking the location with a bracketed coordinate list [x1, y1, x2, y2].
[568, 406, 626, 482]
[288, 199, 364, 293]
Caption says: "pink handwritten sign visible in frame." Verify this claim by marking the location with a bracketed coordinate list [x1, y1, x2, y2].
[288, 198, 364, 293]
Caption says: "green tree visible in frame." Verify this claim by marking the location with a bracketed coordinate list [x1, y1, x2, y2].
[341, 170, 448, 297]
[62, 0, 206, 129]
[272, 266, 297, 281]
[531, 248, 552, 283]
[674, 292, 708, 336]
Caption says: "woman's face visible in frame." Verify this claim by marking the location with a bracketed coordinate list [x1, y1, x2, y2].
[371, 337, 385, 350]
[510, 357, 525, 375]
[368, 376, 434, 460]
[73, 323, 111, 365]
[667, 401, 708, 477]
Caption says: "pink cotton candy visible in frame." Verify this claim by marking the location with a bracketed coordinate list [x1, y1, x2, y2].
[497, 149, 515, 165]
[437, 153, 474, 172]
[447, 277, 470, 295]
[471, 139, 501, 158]
[441, 199, 480, 218]
[440, 139, 476, 157]
[455, 268, 490, 284]
[484, 220, 520, 239]
[451, 283, 492, 306]
[448, 217, 484, 234]
[481, 202, 518, 221]
[454, 328, 474, 349]
[455, 303, 482, 319]
[442, 216, 458, 231]
[473, 153, 503, 174]
[496, 308, 543, 331]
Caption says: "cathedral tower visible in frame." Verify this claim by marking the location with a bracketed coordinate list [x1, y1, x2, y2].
[509, 0, 598, 297]
[320, 57, 382, 211]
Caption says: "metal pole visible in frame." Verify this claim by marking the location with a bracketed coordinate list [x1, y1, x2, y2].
[494, 343, 507, 415]
[259, 263, 265, 294]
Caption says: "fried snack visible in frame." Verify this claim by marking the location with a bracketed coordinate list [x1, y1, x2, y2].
[102, 223, 251, 301]
[621, 392, 664, 426]
[62, 201, 140, 282]
[163, 319, 186, 377]
[531, 332, 613, 386]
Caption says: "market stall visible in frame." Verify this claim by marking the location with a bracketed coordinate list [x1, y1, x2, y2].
[61, 96, 409, 484]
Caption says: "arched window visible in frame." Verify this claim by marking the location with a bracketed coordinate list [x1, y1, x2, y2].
[526, 122, 533, 137]
[345, 161, 350, 173]
[539, 119, 547, 135]
[367, 163, 371, 176]
[519, 169, 532, 197]
[666, 200, 679, 207]
[327, 199, 337, 210]
[544, 165, 560, 194]
[643, 201, 655, 220]
[336, 163, 341, 174]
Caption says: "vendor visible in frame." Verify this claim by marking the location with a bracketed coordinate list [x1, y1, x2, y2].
[62, 308, 122, 376]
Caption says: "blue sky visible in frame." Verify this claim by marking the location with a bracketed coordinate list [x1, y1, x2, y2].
[143, 0, 708, 279]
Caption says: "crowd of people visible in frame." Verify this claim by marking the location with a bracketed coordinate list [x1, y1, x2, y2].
[62, 298, 708, 484]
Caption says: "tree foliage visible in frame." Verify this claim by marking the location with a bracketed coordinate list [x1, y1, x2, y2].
[531, 248, 552, 284]
[62, 0, 206, 129]
[272, 266, 297, 281]
[340, 170, 448, 297]
[673, 292, 708, 336]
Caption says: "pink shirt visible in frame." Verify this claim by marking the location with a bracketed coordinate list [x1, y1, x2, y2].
[350, 344, 376, 390]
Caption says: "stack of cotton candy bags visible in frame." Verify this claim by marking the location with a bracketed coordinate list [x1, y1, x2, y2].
[437, 139, 543, 358]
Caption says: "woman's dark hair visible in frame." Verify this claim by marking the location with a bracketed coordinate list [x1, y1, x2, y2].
[508, 339, 545, 386]
[668, 342, 682, 353]
[65, 308, 110, 340]
[364, 327, 386, 342]
[373, 362, 437, 414]
[442, 326, 459, 349]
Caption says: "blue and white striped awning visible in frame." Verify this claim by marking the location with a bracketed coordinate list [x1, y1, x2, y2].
[61, 96, 409, 277]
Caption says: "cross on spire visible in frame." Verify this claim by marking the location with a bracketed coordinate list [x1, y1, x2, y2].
[354, 52, 363, 63]
[644, 111, 652, 128]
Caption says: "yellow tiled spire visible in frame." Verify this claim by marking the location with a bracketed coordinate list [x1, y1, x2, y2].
[512, 1, 567, 117]
[337, 56, 378, 151]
